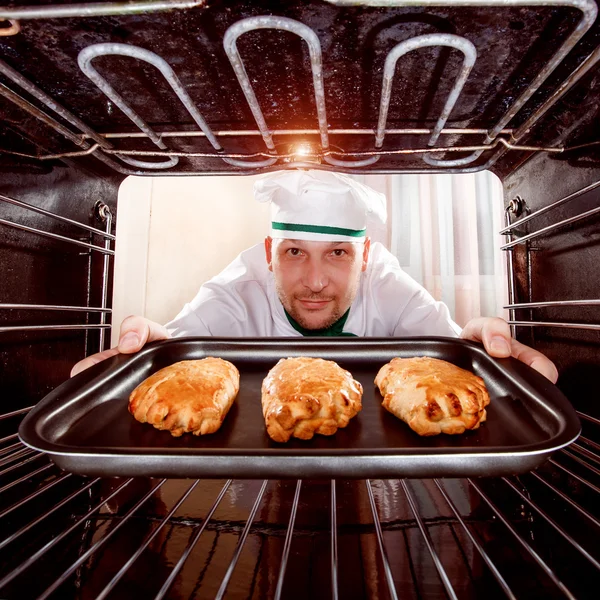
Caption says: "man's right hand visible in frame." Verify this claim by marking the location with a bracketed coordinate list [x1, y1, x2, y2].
[70, 315, 170, 377]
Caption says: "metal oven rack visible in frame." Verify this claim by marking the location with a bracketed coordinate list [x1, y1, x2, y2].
[0, 193, 114, 350]
[0, 407, 599, 598]
[502, 178, 600, 334]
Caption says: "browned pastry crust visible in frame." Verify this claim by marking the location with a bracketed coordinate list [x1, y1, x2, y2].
[374, 357, 490, 436]
[261, 357, 363, 443]
[128, 357, 239, 437]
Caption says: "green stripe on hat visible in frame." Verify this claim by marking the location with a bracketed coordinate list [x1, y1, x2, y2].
[272, 221, 366, 237]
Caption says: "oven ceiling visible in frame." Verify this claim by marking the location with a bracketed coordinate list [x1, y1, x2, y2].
[0, 0, 599, 179]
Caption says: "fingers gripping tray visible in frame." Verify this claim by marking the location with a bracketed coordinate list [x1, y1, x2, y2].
[19, 338, 581, 479]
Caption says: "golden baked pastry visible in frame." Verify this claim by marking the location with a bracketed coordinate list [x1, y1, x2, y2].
[128, 357, 239, 437]
[374, 357, 490, 436]
[261, 357, 363, 443]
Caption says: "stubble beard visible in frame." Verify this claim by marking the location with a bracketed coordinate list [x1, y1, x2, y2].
[276, 282, 359, 331]
[293, 298, 344, 330]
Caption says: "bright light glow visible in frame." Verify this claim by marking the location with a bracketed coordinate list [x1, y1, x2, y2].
[291, 142, 316, 157]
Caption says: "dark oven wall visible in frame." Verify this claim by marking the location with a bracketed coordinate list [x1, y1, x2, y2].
[0, 166, 122, 415]
[0, 3, 599, 600]
[502, 153, 600, 419]
[1, 0, 599, 415]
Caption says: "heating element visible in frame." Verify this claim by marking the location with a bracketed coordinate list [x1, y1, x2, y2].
[0, 1, 599, 175]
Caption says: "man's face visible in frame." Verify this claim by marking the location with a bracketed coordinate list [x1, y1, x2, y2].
[265, 237, 371, 330]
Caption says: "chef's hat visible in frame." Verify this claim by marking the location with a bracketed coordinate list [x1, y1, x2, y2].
[254, 170, 387, 242]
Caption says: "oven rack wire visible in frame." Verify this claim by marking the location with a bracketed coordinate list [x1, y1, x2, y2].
[0, 193, 113, 350]
[0, 1, 599, 175]
[0, 406, 598, 599]
[502, 179, 600, 334]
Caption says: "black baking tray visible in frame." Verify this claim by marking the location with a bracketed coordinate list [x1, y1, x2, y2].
[19, 337, 580, 479]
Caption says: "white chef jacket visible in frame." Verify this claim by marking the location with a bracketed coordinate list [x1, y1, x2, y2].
[166, 241, 462, 338]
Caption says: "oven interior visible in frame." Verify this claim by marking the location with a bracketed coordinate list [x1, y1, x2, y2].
[0, 1, 599, 598]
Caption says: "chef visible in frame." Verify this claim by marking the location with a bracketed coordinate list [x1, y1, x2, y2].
[71, 170, 558, 382]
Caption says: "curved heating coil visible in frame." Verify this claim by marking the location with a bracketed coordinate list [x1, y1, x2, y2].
[374, 34, 476, 168]
[335, 0, 599, 171]
[79, 43, 247, 170]
[78, 44, 185, 169]
[79, 43, 277, 170]
[223, 15, 378, 168]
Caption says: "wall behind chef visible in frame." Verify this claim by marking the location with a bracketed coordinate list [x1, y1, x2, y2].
[111, 173, 390, 345]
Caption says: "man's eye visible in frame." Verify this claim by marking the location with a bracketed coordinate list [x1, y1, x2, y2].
[287, 248, 302, 256]
[332, 249, 346, 257]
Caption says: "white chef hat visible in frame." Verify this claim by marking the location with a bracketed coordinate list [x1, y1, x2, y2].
[254, 170, 387, 242]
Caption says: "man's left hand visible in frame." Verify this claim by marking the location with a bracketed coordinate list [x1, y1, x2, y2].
[460, 317, 558, 383]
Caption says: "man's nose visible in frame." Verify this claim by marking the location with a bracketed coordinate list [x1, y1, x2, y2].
[303, 258, 328, 292]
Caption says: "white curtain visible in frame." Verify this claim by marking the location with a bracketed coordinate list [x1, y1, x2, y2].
[352, 172, 508, 328]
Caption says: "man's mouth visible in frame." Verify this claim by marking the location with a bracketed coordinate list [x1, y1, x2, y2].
[296, 297, 333, 310]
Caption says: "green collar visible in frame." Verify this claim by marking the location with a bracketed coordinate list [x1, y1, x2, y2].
[284, 308, 357, 337]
